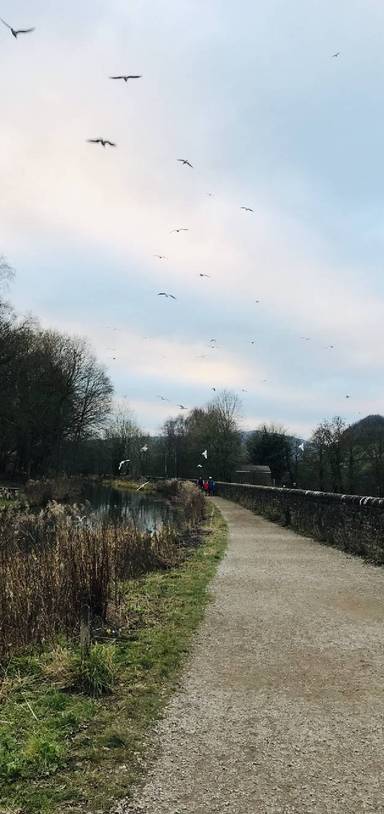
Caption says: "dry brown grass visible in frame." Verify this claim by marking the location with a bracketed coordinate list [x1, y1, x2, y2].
[0, 502, 181, 663]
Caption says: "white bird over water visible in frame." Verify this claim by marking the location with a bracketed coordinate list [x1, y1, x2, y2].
[299, 443, 305, 452]
[141, 445, 149, 452]
[202, 450, 208, 460]
[118, 459, 130, 471]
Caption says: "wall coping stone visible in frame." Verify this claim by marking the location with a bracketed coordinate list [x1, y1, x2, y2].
[216, 482, 384, 509]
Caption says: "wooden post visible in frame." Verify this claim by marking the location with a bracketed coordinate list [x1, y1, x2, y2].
[80, 603, 91, 658]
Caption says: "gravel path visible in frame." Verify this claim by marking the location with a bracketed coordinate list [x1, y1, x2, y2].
[116, 498, 384, 813]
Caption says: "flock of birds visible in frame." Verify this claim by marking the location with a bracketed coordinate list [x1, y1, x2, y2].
[2, 13, 356, 448]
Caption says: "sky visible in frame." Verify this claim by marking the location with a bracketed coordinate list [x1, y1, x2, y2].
[1, 0, 384, 437]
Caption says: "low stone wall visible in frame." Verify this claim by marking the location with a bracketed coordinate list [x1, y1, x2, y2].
[216, 482, 384, 563]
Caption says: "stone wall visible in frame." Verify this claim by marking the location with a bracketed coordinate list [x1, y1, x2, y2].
[216, 482, 384, 563]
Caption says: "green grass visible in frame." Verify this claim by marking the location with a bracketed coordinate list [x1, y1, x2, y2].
[0, 505, 227, 814]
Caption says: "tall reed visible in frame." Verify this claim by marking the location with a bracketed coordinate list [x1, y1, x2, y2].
[0, 502, 180, 663]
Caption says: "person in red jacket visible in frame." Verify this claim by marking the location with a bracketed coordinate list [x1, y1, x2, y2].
[203, 479, 209, 494]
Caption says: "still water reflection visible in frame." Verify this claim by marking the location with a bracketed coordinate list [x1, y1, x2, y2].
[84, 483, 178, 533]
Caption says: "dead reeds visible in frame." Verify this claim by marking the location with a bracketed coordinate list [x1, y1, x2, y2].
[0, 501, 181, 663]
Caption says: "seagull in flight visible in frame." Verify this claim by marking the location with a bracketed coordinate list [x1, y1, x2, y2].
[118, 459, 130, 471]
[87, 138, 116, 148]
[241, 206, 254, 213]
[332, 52, 340, 58]
[0, 17, 35, 37]
[199, 273, 211, 278]
[154, 255, 167, 260]
[177, 158, 193, 168]
[157, 292, 176, 299]
[141, 444, 149, 452]
[250, 340, 256, 345]
[157, 395, 169, 401]
[300, 336, 311, 341]
[197, 464, 203, 468]
[298, 443, 305, 452]
[241, 389, 248, 393]
[170, 228, 189, 233]
[109, 74, 142, 82]
[345, 394, 351, 399]
[202, 450, 208, 460]
[177, 404, 188, 410]
[211, 387, 216, 392]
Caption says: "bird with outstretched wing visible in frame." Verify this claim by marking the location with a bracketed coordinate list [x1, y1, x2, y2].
[0, 17, 35, 37]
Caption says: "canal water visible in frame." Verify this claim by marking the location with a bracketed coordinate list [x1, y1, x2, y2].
[84, 483, 179, 533]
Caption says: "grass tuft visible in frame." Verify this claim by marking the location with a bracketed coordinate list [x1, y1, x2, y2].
[71, 644, 117, 697]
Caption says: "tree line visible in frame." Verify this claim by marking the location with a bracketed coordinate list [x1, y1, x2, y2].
[246, 416, 384, 497]
[2, 256, 384, 495]
[0, 259, 113, 478]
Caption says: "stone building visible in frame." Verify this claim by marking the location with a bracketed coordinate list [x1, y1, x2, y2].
[234, 464, 272, 486]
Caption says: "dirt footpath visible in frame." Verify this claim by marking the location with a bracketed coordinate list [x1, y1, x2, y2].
[116, 498, 384, 813]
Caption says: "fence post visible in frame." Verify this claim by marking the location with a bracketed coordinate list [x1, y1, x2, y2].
[80, 603, 91, 658]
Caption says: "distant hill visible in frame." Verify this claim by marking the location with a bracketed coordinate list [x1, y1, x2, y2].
[344, 414, 384, 444]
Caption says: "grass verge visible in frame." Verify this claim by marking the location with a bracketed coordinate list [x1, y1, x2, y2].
[0, 504, 227, 814]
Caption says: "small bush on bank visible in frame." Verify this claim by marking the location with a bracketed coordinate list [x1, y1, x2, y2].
[153, 480, 205, 527]
[24, 477, 85, 507]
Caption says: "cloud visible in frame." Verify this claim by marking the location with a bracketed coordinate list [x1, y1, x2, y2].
[2, 0, 384, 435]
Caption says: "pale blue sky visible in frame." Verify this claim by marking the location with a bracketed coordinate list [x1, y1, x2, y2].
[2, 0, 384, 435]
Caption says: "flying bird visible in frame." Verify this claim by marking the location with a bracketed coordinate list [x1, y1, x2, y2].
[157, 292, 176, 299]
[87, 138, 116, 148]
[211, 387, 216, 392]
[177, 404, 188, 410]
[345, 394, 351, 399]
[157, 395, 169, 402]
[109, 74, 142, 82]
[170, 228, 189, 233]
[298, 443, 305, 452]
[241, 389, 248, 393]
[332, 52, 340, 58]
[197, 464, 203, 468]
[300, 336, 311, 341]
[250, 340, 256, 345]
[241, 206, 254, 213]
[199, 273, 210, 278]
[118, 459, 130, 471]
[0, 17, 35, 37]
[141, 445, 149, 452]
[202, 450, 208, 460]
[154, 255, 167, 260]
[137, 481, 150, 491]
[177, 158, 193, 168]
